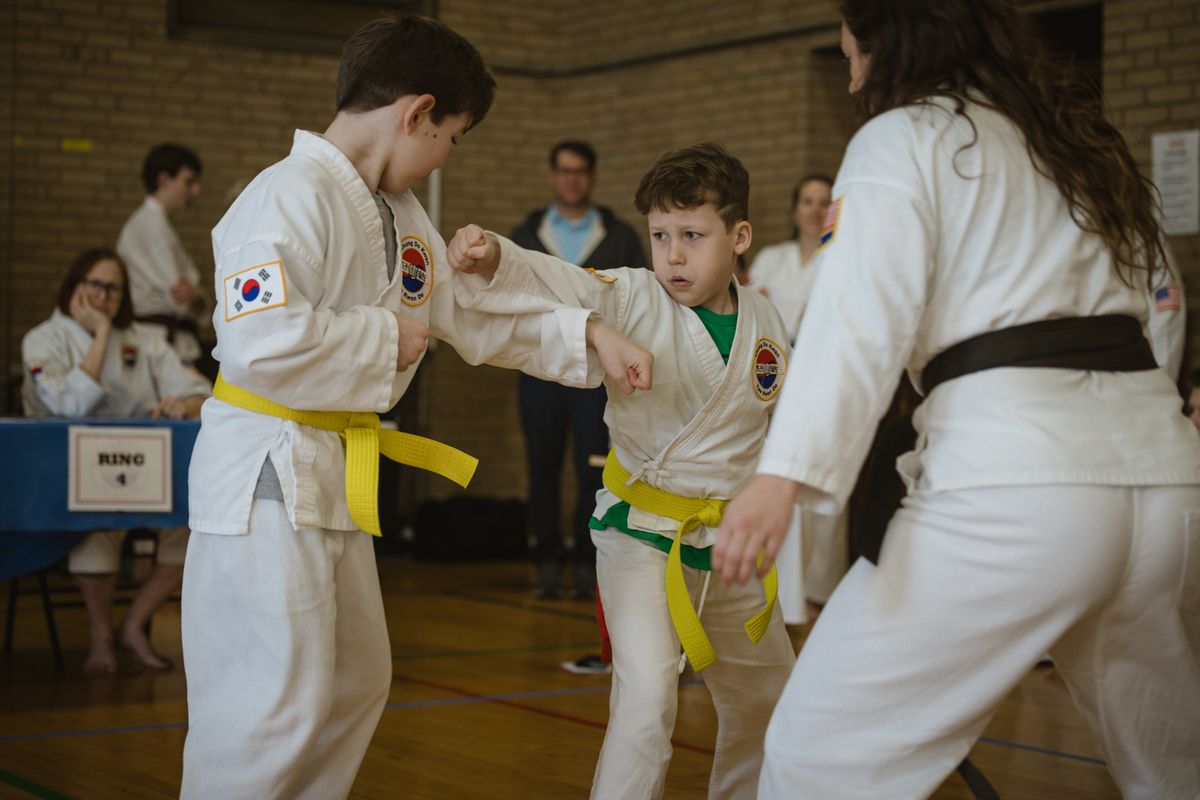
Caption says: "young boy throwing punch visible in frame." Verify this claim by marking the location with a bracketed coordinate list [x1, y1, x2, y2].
[448, 142, 795, 800]
[182, 16, 650, 800]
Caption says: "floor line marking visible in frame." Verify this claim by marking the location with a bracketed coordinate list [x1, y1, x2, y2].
[977, 736, 1106, 766]
[0, 690, 1112, 771]
[394, 673, 717, 755]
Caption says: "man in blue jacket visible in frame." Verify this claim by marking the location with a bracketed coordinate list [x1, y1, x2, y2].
[511, 140, 646, 605]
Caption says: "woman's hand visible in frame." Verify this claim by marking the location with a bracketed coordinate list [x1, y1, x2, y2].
[149, 395, 189, 420]
[713, 474, 801, 584]
[70, 285, 111, 335]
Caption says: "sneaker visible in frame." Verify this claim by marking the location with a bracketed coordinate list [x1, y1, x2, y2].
[533, 584, 561, 600]
[560, 653, 611, 675]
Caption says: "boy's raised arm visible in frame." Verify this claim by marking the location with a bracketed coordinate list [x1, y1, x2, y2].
[442, 223, 652, 392]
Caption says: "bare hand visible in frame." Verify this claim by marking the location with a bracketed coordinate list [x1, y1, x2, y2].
[394, 314, 430, 371]
[712, 474, 801, 585]
[149, 395, 189, 420]
[447, 224, 500, 278]
[69, 285, 111, 335]
[170, 279, 201, 306]
[587, 321, 653, 395]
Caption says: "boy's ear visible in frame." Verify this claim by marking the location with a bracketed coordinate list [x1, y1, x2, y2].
[733, 220, 752, 255]
[400, 93, 438, 134]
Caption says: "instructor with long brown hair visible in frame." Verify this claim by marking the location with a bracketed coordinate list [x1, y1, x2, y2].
[714, 2, 1200, 797]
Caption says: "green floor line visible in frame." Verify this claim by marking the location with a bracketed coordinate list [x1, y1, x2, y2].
[0, 770, 74, 800]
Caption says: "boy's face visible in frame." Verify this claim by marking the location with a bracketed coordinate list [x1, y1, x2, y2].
[384, 110, 471, 194]
[647, 202, 750, 314]
[157, 166, 201, 214]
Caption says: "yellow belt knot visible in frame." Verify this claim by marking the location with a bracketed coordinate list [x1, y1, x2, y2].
[601, 450, 777, 671]
[213, 373, 478, 537]
[693, 504, 723, 530]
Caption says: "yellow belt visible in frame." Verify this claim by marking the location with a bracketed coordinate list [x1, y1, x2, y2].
[601, 451, 778, 671]
[213, 373, 478, 536]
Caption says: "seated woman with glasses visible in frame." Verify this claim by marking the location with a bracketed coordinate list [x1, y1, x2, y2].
[21, 247, 211, 675]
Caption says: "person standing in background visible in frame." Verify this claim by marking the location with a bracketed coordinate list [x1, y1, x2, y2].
[117, 143, 211, 370]
[749, 174, 846, 624]
[749, 174, 834, 339]
[511, 140, 647, 602]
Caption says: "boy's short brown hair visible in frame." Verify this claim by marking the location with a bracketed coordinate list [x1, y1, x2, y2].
[634, 142, 749, 229]
[336, 16, 495, 130]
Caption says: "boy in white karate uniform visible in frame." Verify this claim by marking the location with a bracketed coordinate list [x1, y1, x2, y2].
[181, 16, 650, 800]
[448, 143, 796, 800]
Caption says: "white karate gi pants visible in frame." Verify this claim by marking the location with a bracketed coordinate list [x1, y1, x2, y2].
[592, 527, 796, 800]
[759, 484, 1200, 800]
[180, 500, 392, 800]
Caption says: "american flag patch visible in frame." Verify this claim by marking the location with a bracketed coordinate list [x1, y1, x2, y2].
[1155, 283, 1181, 311]
[817, 196, 843, 252]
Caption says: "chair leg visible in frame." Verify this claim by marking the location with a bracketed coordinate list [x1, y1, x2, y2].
[36, 571, 64, 673]
[3, 578, 18, 655]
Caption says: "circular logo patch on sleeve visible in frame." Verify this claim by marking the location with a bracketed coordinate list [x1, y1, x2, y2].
[399, 235, 433, 307]
[751, 338, 786, 401]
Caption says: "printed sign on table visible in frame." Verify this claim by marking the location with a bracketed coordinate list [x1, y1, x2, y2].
[67, 426, 172, 512]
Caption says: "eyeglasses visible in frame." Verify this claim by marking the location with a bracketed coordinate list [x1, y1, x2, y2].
[81, 278, 124, 297]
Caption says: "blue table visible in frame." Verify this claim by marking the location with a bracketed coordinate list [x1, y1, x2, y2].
[0, 418, 199, 581]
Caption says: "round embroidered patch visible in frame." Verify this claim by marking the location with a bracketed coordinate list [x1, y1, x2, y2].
[398, 235, 433, 307]
[751, 338, 786, 401]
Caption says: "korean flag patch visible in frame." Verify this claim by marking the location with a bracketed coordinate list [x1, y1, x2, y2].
[224, 260, 288, 321]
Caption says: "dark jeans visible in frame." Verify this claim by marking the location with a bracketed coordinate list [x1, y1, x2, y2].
[517, 374, 608, 587]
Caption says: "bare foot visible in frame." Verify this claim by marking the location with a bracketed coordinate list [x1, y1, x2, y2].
[116, 622, 174, 670]
[83, 643, 118, 676]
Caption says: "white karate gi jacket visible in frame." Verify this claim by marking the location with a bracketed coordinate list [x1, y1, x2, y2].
[457, 237, 792, 549]
[757, 97, 1200, 511]
[117, 197, 211, 360]
[22, 308, 211, 417]
[188, 131, 592, 535]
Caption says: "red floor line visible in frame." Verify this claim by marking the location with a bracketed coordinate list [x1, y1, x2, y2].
[394, 673, 716, 756]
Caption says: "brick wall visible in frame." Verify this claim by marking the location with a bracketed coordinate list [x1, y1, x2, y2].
[1104, 0, 1200, 372]
[3, 0, 1198, 519]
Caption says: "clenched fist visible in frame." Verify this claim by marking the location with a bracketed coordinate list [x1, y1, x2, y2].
[394, 314, 430, 371]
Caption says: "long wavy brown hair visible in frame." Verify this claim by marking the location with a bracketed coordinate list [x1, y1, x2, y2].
[840, 0, 1165, 287]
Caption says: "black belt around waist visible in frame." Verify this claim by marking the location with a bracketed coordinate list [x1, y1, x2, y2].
[136, 314, 200, 345]
[920, 314, 1158, 395]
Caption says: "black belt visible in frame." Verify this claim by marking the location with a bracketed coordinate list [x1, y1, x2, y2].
[852, 314, 1159, 567]
[135, 314, 200, 345]
[921, 314, 1157, 395]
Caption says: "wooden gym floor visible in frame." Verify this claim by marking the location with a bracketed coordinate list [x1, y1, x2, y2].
[0, 559, 1121, 799]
